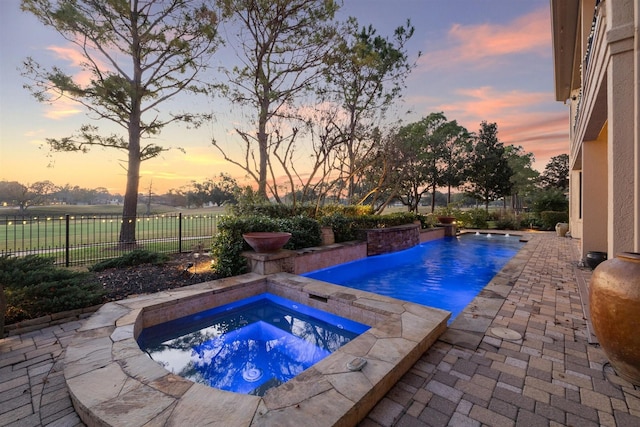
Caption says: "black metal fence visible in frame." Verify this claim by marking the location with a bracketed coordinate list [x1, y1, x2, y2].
[0, 213, 223, 266]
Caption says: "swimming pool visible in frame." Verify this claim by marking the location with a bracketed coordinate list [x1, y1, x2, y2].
[137, 293, 370, 396]
[303, 233, 524, 320]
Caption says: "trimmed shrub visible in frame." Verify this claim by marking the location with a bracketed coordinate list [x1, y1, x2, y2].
[280, 216, 322, 249]
[533, 189, 568, 214]
[494, 214, 520, 230]
[231, 202, 297, 218]
[211, 215, 322, 277]
[459, 208, 489, 229]
[540, 211, 569, 231]
[319, 211, 421, 242]
[520, 213, 542, 229]
[90, 249, 169, 272]
[318, 204, 374, 218]
[1, 255, 105, 324]
[319, 212, 357, 242]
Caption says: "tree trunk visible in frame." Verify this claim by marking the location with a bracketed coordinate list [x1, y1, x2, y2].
[119, 137, 140, 244]
[256, 80, 270, 199]
[431, 183, 437, 213]
[258, 133, 268, 199]
[119, 76, 142, 244]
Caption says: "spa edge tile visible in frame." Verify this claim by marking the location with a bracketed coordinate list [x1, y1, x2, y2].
[60, 273, 447, 426]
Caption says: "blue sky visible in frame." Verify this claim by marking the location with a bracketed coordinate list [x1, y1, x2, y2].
[0, 0, 568, 194]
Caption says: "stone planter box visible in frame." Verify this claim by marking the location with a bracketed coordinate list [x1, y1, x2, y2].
[357, 223, 421, 256]
[243, 224, 446, 275]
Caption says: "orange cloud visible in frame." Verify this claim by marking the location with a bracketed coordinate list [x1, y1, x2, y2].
[419, 7, 550, 70]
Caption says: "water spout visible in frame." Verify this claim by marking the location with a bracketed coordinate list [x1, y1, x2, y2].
[487, 233, 492, 238]
[475, 232, 480, 235]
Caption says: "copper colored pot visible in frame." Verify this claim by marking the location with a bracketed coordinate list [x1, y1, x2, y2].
[242, 232, 291, 253]
[589, 252, 640, 385]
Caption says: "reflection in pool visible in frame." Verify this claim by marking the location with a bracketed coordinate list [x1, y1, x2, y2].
[137, 293, 370, 396]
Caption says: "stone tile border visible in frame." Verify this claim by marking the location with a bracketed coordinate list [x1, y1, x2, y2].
[64, 273, 449, 426]
[441, 231, 532, 350]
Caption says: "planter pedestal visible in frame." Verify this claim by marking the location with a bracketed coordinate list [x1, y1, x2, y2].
[439, 223, 457, 237]
[589, 252, 640, 385]
[242, 250, 295, 275]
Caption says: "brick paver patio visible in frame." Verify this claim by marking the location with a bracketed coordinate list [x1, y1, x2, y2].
[2, 232, 640, 426]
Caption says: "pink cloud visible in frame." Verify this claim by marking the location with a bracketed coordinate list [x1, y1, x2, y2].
[419, 7, 550, 70]
[46, 44, 101, 87]
[424, 86, 569, 170]
[42, 42, 119, 120]
[438, 86, 550, 120]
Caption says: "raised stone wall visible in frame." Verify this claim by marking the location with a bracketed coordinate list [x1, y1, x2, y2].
[243, 225, 448, 275]
[359, 223, 421, 256]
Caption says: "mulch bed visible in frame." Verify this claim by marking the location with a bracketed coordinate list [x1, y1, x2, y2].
[95, 252, 221, 302]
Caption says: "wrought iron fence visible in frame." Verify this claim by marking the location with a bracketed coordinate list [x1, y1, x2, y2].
[0, 213, 222, 266]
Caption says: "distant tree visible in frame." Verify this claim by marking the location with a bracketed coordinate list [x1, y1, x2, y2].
[321, 18, 417, 203]
[0, 181, 31, 211]
[355, 113, 468, 213]
[29, 180, 58, 205]
[392, 113, 471, 213]
[163, 189, 187, 208]
[209, 173, 238, 207]
[213, 0, 340, 199]
[185, 173, 239, 208]
[0, 180, 61, 210]
[347, 127, 401, 213]
[55, 184, 75, 205]
[21, 0, 221, 244]
[271, 106, 346, 210]
[505, 145, 539, 212]
[394, 116, 443, 213]
[436, 118, 471, 205]
[53, 184, 97, 205]
[464, 122, 513, 211]
[540, 154, 569, 191]
[186, 181, 211, 209]
[532, 188, 568, 213]
[93, 187, 112, 204]
[145, 181, 154, 215]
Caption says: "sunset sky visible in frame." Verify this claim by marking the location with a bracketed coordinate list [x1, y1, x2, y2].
[0, 0, 569, 195]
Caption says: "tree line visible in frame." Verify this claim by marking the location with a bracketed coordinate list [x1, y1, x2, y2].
[0, 175, 236, 212]
[1, 148, 568, 216]
[19, 0, 568, 243]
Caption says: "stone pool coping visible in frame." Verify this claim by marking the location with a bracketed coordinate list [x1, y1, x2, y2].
[64, 272, 450, 426]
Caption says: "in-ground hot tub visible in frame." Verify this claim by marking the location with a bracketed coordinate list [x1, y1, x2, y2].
[64, 272, 449, 426]
[137, 292, 371, 396]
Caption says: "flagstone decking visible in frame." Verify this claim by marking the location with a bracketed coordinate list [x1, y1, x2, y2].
[2, 232, 640, 426]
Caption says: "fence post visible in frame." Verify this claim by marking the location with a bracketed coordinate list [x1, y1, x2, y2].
[178, 212, 182, 253]
[65, 214, 70, 267]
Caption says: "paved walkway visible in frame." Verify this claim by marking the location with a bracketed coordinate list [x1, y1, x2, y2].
[2, 233, 640, 426]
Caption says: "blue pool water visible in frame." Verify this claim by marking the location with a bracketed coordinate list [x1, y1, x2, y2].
[303, 233, 524, 320]
[137, 293, 369, 396]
